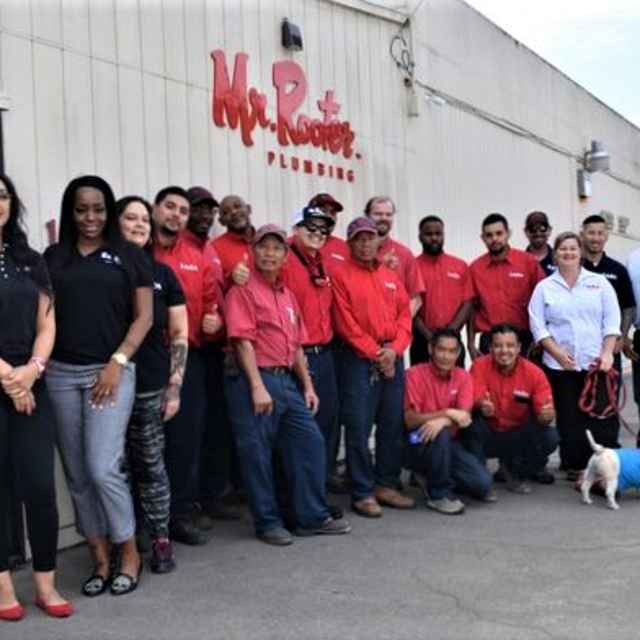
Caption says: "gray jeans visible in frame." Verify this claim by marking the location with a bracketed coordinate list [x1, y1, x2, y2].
[46, 359, 136, 543]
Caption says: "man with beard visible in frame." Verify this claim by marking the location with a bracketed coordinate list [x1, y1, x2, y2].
[152, 186, 223, 545]
[211, 195, 256, 290]
[364, 196, 424, 317]
[468, 213, 544, 359]
[411, 216, 473, 365]
[524, 211, 556, 277]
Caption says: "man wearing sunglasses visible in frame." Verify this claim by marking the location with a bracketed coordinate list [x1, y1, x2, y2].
[524, 211, 556, 277]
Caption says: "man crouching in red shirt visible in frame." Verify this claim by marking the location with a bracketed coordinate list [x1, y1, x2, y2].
[403, 329, 494, 515]
[332, 217, 415, 518]
[470, 323, 559, 493]
[224, 224, 351, 546]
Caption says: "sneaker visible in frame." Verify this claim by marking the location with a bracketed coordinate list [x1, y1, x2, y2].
[256, 528, 294, 546]
[150, 537, 176, 574]
[352, 496, 383, 518]
[297, 517, 351, 536]
[169, 519, 208, 546]
[427, 497, 465, 515]
[481, 489, 498, 503]
[374, 485, 416, 510]
[507, 481, 532, 495]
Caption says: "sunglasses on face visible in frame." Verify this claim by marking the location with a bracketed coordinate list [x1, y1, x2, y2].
[526, 224, 549, 233]
[302, 223, 330, 236]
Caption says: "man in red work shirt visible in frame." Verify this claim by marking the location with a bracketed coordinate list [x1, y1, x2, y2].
[470, 324, 559, 491]
[411, 215, 474, 366]
[152, 186, 222, 546]
[210, 194, 255, 289]
[224, 224, 351, 546]
[364, 195, 425, 317]
[403, 329, 493, 515]
[308, 192, 350, 270]
[468, 213, 544, 359]
[332, 216, 415, 517]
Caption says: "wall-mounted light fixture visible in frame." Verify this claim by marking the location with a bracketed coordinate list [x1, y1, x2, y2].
[584, 140, 610, 172]
[282, 18, 303, 51]
[577, 169, 592, 200]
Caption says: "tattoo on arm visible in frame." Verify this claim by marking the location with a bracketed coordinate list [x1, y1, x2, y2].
[169, 341, 188, 385]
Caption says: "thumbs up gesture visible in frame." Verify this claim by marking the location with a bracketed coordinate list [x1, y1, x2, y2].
[232, 252, 251, 285]
[202, 303, 224, 335]
[479, 391, 495, 417]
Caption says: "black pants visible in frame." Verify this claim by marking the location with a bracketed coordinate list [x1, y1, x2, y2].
[544, 367, 618, 471]
[0, 380, 58, 572]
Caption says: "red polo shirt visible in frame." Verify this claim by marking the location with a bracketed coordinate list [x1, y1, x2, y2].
[417, 252, 473, 329]
[332, 258, 411, 360]
[470, 248, 544, 332]
[320, 235, 350, 274]
[404, 362, 473, 438]
[377, 237, 425, 299]
[210, 230, 255, 289]
[225, 271, 308, 368]
[470, 355, 553, 432]
[154, 235, 218, 348]
[281, 241, 333, 346]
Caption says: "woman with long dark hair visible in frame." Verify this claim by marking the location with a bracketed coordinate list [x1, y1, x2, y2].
[117, 196, 188, 574]
[0, 174, 72, 620]
[45, 176, 153, 597]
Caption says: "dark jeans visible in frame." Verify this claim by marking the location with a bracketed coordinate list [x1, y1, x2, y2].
[340, 347, 404, 501]
[470, 417, 559, 479]
[199, 342, 240, 508]
[127, 389, 171, 539]
[164, 349, 206, 521]
[0, 381, 58, 572]
[545, 367, 618, 471]
[305, 346, 339, 477]
[225, 370, 329, 533]
[403, 424, 491, 500]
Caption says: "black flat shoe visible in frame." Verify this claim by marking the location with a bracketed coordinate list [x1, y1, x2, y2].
[110, 564, 142, 596]
[82, 573, 110, 597]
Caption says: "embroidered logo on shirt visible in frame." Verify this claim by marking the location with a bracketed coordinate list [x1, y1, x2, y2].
[100, 251, 122, 266]
[450, 389, 459, 396]
[285, 306, 296, 324]
[331, 253, 345, 261]
[154, 281, 163, 292]
[508, 271, 525, 279]
[179, 262, 199, 272]
[447, 272, 461, 280]
[586, 284, 601, 290]
[513, 389, 530, 400]
[384, 281, 397, 290]
[601, 272, 618, 281]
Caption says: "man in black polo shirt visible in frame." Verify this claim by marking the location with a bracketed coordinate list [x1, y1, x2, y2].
[581, 214, 636, 445]
[524, 211, 555, 277]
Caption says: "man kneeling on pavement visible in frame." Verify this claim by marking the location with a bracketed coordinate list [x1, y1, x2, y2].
[470, 323, 559, 493]
[403, 328, 494, 515]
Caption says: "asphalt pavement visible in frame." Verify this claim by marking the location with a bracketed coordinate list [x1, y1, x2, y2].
[9, 379, 640, 640]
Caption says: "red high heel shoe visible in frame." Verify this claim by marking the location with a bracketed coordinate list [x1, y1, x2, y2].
[35, 595, 74, 618]
[0, 603, 26, 622]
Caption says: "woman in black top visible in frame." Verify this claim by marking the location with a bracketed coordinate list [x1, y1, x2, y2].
[45, 176, 152, 597]
[117, 196, 188, 574]
[0, 174, 72, 620]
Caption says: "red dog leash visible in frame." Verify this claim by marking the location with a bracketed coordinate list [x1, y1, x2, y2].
[578, 360, 635, 438]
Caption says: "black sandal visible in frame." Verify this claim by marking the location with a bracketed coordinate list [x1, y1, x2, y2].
[110, 564, 142, 596]
[82, 573, 110, 597]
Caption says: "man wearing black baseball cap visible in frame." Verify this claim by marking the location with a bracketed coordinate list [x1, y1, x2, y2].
[308, 192, 349, 268]
[185, 187, 219, 247]
[524, 211, 555, 277]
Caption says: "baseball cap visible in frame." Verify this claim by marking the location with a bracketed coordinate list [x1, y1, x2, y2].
[525, 211, 550, 229]
[308, 193, 344, 213]
[253, 223, 288, 245]
[347, 216, 377, 241]
[293, 205, 335, 228]
[187, 186, 219, 208]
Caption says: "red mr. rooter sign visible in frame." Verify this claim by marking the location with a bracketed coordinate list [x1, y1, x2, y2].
[211, 50, 360, 182]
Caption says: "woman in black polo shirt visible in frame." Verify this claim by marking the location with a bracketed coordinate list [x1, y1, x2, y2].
[0, 174, 73, 620]
[45, 176, 152, 597]
[117, 196, 187, 575]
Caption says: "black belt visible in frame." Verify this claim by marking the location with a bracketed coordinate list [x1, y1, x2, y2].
[259, 366, 292, 376]
[303, 344, 331, 355]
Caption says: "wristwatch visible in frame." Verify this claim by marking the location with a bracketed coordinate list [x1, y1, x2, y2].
[111, 352, 129, 367]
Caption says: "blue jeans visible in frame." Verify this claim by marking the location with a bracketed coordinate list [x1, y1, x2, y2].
[305, 347, 339, 477]
[471, 417, 559, 479]
[403, 424, 492, 500]
[340, 347, 404, 501]
[225, 370, 329, 533]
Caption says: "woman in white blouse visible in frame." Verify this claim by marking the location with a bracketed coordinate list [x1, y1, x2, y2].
[528, 231, 621, 477]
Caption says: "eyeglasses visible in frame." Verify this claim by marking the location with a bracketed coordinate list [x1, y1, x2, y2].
[302, 223, 329, 236]
[526, 224, 549, 233]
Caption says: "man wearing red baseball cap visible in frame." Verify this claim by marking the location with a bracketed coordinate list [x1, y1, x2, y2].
[308, 193, 350, 270]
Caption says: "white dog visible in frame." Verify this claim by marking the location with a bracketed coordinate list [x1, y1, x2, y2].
[581, 430, 626, 510]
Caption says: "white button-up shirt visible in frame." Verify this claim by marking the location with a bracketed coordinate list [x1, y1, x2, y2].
[528, 268, 621, 371]
[626, 247, 640, 328]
